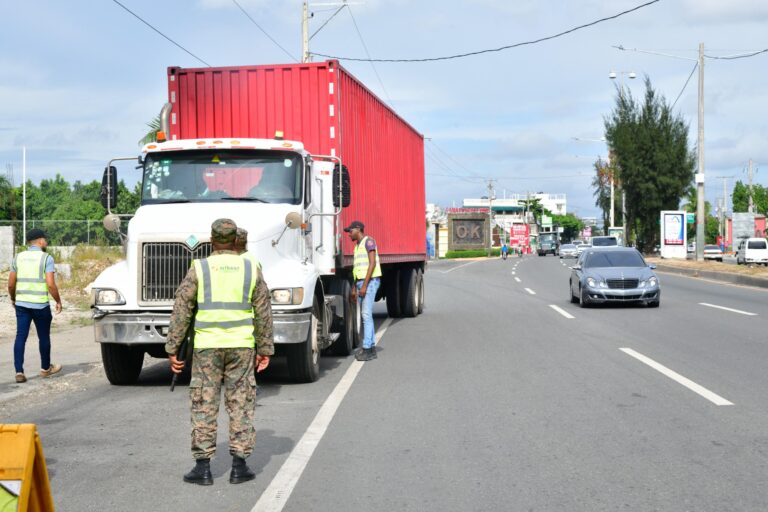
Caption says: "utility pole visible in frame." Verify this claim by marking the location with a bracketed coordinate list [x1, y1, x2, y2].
[695, 42, 706, 262]
[301, 1, 310, 63]
[747, 158, 754, 213]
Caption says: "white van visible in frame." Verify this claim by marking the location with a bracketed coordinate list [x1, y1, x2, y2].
[736, 238, 768, 265]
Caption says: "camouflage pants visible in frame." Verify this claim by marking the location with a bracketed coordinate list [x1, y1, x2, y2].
[189, 348, 256, 460]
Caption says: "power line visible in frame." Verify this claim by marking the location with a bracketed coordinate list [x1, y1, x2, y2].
[346, 6, 393, 106]
[671, 61, 698, 110]
[427, 140, 484, 179]
[111, 0, 211, 67]
[231, 0, 299, 62]
[310, 5, 346, 41]
[705, 48, 768, 60]
[311, 0, 661, 62]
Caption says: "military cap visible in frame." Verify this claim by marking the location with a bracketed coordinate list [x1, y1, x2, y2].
[343, 220, 364, 232]
[26, 228, 48, 242]
[236, 227, 248, 241]
[210, 218, 237, 243]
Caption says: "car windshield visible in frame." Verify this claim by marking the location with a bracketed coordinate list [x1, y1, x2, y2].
[561, 244, 576, 249]
[592, 237, 618, 247]
[748, 240, 767, 249]
[583, 250, 645, 268]
[141, 150, 302, 205]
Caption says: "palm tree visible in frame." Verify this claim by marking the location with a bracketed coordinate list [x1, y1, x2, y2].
[138, 114, 161, 146]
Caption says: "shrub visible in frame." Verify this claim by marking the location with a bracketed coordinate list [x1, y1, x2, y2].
[444, 248, 501, 259]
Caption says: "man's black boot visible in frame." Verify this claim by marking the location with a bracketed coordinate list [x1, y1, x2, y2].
[355, 347, 376, 361]
[183, 459, 213, 485]
[230, 456, 256, 484]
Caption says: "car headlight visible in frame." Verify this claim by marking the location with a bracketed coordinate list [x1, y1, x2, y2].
[270, 287, 305, 305]
[649, 277, 658, 287]
[586, 277, 597, 287]
[92, 288, 126, 306]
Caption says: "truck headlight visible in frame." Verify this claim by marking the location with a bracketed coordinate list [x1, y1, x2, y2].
[93, 288, 126, 306]
[270, 287, 304, 305]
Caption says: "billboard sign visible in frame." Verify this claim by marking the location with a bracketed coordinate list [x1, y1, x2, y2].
[510, 224, 529, 247]
[660, 210, 686, 259]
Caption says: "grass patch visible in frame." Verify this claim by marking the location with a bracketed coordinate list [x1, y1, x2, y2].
[445, 248, 501, 259]
[61, 246, 125, 310]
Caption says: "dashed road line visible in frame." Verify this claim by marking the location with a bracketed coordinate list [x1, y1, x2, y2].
[252, 318, 394, 512]
[549, 305, 574, 319]
[441, 260, 481, 274]
[620, 348, 733, 406]
[524, 288, 536, 295]
[699, 302, 757, 316]
[514, 277, 521, 283]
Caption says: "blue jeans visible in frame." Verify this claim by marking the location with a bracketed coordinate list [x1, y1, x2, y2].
[14, 305, 52, 374]
[356, 278, 380, 349]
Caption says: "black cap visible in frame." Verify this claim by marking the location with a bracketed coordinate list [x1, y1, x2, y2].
[26, 228, 48, 242]
[343, 220, 364, 232]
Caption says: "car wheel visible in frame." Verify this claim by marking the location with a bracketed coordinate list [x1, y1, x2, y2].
[569, 282, 579, 304]
[579, 287, 590, 308]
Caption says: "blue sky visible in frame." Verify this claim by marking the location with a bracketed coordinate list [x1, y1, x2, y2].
[2, 0, 767, 218]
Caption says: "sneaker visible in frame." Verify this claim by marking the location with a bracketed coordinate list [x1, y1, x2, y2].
[355, 347, 377, 362]
[15, 373, 27, 383]
[40, 364, 62, 378]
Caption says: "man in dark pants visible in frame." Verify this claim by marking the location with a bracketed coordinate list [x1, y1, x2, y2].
[166, 219, 274, 485]
[346, 220, 381, 362]
[8, 228, 63, 383]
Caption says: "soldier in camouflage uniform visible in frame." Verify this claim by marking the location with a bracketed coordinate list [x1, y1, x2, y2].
[166, 218, 274, 485]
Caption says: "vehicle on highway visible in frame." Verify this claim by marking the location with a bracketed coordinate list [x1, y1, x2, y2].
[569, 247, 660, 308]
[538, 232, 559, 256]
[576, 243, 592, 256]
[591, 235, 619, 248]
[735, 238, 768, 265]
[703, 244, 724, 262]
[559, 244, 578, 259]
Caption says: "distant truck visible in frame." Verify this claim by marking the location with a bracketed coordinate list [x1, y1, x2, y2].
[91, 61, 426, 385]
[537, 232, 559, 256]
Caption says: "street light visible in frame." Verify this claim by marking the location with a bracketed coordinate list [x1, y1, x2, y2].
[608, 70, 636, 245]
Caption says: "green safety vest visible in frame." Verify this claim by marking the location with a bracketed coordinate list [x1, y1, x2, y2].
[14, 250, 50, 304]
[192, 254, 258, 350]
[353, 236, 382, 281]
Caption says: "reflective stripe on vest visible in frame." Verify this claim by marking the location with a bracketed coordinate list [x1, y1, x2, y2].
[353, 236, 382, 280]
[15, 250, 50, 304]
[192, 254, 257, 349]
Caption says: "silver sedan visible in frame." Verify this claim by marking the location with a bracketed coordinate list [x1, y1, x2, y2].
[559, 243, 579, 258]
[569, 248, 660, 308]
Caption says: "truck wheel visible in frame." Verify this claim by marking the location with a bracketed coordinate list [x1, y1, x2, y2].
[416, 269, 425, 315]
[386, 269, 402, 318]
[327, 279, 359, 356]
[101, 343, 144, 385]
[287, 297, 321, 383]
[400, 267, 419, 318]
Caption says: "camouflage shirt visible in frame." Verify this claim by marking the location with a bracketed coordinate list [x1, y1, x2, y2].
[165, 250, 274, 356]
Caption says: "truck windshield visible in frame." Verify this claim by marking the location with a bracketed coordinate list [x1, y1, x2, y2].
[141, 150, 302, 205]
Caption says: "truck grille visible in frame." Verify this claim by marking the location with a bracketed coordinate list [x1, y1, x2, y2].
[141, 242, 212, 302]
[606, 279, 639, 289]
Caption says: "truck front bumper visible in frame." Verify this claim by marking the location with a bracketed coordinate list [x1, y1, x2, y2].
[93, 309, 311, 345]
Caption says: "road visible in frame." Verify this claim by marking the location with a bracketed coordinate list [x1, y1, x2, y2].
[5, 255, 768, 511]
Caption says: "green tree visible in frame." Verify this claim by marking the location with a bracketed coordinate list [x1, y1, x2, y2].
[0, 175, 15, 220]
[591, 157, 613, 235]
[552, 213, 584, 242]
[139, 114, 162, 146]
[519, 197, 544, 224]
[603, 77, 696, 252]
[732, 180, 768, 214]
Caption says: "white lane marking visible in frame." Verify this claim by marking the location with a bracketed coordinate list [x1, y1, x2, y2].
[699, 302, 757, 316]
[619, 348, 733, 406]
[514, 277, 521, 283]
[524, 288, 536, 295]
[253, 318, 394, 512]
[511, 271, 516, 275]
[549, 305, 574, 319]
[441, 260, 481, 273]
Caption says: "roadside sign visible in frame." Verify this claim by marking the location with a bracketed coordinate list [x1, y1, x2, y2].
[686, 213, 695, 224]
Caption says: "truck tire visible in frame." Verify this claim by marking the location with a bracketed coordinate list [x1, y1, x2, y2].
[287, 297, 321, 383]
[386, 269, 402, 318]
[400, 267, 419, 318]
[416, 269, 425, 315]
[327, 279, 359, 356]
[101, 343, 144, 385]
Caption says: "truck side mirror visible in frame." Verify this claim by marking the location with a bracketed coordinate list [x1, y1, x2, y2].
[332, 164, 351, 208]
[100, 166, 119, 210]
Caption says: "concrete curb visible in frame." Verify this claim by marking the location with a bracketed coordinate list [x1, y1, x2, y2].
[655, 264, 768, 289]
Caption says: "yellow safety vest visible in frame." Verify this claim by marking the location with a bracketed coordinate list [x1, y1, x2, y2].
[192, 254, 257, 349]
[353, 236, 382, 281]
[14, 250, 50, 304]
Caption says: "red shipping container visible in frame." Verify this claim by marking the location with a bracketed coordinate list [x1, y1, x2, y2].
[167, 61, 425, 266]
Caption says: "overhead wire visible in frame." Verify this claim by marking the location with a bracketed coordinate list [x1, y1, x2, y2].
[670, 61, 698, 110]
[111, 0, 211, 67]
[310, 0, 661, 62]
[346, 5, 393, 107]
[705, 48, 768, 60]
[310, 5, 347, 40]
[231, 0, 299, 62]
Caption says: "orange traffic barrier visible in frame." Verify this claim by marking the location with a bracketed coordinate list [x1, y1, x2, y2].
[0, 424, 54, 511]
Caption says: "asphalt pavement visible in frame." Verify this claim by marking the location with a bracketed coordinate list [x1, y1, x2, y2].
[5, 255, 768, 511]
